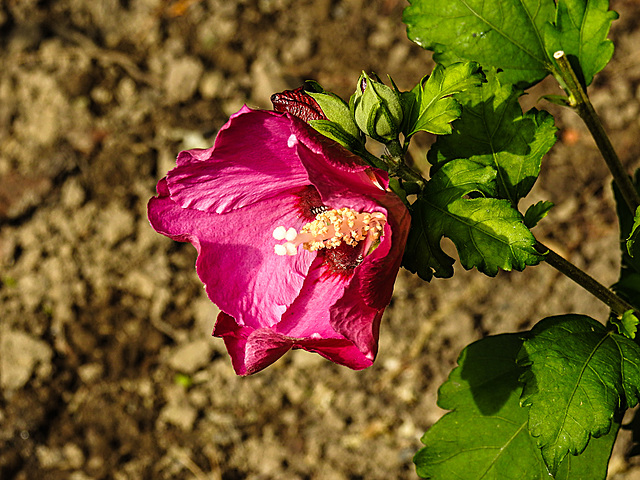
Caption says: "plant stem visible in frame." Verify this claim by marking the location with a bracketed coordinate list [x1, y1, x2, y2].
[553, 51, 640, 213]
[536, 242, 639, 318]
[385, 139, 426, 188]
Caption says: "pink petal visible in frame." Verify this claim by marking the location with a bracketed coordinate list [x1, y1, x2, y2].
[275, 256, 350, 339]
[214, 312, 293, 375]
[295, 338, 374, 370]
[214, 312, 374, 374]
[148, 189, 315, 329]
[167, 108, 309, 214]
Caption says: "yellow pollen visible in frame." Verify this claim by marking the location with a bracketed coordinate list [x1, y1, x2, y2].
[273, 207, 387, 256]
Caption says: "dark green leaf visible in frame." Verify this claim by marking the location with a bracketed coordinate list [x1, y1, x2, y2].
[519, 314, 640, 475]
[524, 201, 555, 229]
[402, 62, 483, 137]
[428, 70, 557, 206]
[402, 159, 543, 280]
[414, 333, 619, 479]
[543, 0, 618, 87]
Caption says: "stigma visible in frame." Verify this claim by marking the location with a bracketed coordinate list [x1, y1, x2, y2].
[273, 207, 386, 256]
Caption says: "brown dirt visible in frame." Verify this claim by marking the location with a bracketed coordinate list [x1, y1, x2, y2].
[1, 0, 640, 479]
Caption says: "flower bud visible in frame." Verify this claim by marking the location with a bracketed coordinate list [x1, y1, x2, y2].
[351, 72, 403, 143]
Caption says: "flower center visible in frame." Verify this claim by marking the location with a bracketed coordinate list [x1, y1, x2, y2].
[273, 208, 386, 256]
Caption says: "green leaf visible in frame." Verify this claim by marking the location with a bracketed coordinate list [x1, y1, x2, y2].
[519, 314, 640, 475]
[414, 333, 619, 479]
[402, 62, 483, 137]
[428, 70, 557, 206]
[611, 310, 640, 340]
[524, 201, 555, 229]
[414, 334, 547, 479]
[403, 0, 555, 87]
[543, 0, 618, 87]
[627, 206, 640, 258]
[403, 0, 618, 88]
[402, 159, 544, 280]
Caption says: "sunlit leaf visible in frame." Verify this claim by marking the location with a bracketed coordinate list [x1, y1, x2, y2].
[403, 0, 618, 88]
[402, 159, 543, 280]
[401, 62, 483, 137]
[543, 0, 618, 87]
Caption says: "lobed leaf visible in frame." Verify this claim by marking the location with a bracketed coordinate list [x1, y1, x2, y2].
[414, 333, 619, 479]
[428, 70, 557, 206]
[611, 310, 640, 340]
[403, 0, 618, 88]
[519, 314, 640, 475]
[543, 0, 618, 87]
[402, 158, 543, 280]
[401, 62, 483, 137]
[524, 200, 555, 229]
[403, 0, 555, 87]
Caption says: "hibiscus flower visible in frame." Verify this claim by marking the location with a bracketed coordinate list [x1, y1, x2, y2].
[148, 106, 410, 375]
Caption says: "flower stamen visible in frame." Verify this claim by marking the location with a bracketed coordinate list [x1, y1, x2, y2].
[273, 207, 386, 256]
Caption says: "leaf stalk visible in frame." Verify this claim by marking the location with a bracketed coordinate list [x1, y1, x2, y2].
[553, 50, 640, 213]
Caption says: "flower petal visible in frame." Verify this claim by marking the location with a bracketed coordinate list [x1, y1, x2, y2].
[295, 337, 374, 370]
[293, 131, 386, 213]
[167, 107, 309, 214]
[148, 187, 315, 329]
[330, 286, 385, 361]
[215, 312, 374, 374]
[276, 256, 349, 339]
[214, 312, 293, 375]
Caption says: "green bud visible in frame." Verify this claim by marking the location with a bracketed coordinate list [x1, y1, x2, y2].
[351, 72, 403, 143]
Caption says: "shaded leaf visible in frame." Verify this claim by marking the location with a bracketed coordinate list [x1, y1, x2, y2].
[627, 206, 640, 258]
[525, 201, 555, 229]
[519, 314, 640, 475]
[612, 172, 640, 310]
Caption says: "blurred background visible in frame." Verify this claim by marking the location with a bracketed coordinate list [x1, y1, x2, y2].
[2, 0, 640, 478]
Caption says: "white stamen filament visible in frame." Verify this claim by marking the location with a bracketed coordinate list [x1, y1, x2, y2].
[273, 207, 386, 256]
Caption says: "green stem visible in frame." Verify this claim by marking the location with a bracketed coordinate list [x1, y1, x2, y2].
[553, 51, 640, 213]
[385, 139, 426, 188]
[536, 242, 639, 318]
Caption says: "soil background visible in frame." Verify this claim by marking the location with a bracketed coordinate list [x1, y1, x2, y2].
[2, 0, 640, 479]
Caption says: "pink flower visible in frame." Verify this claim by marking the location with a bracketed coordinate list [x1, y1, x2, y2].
[148, 106, 410, 375]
